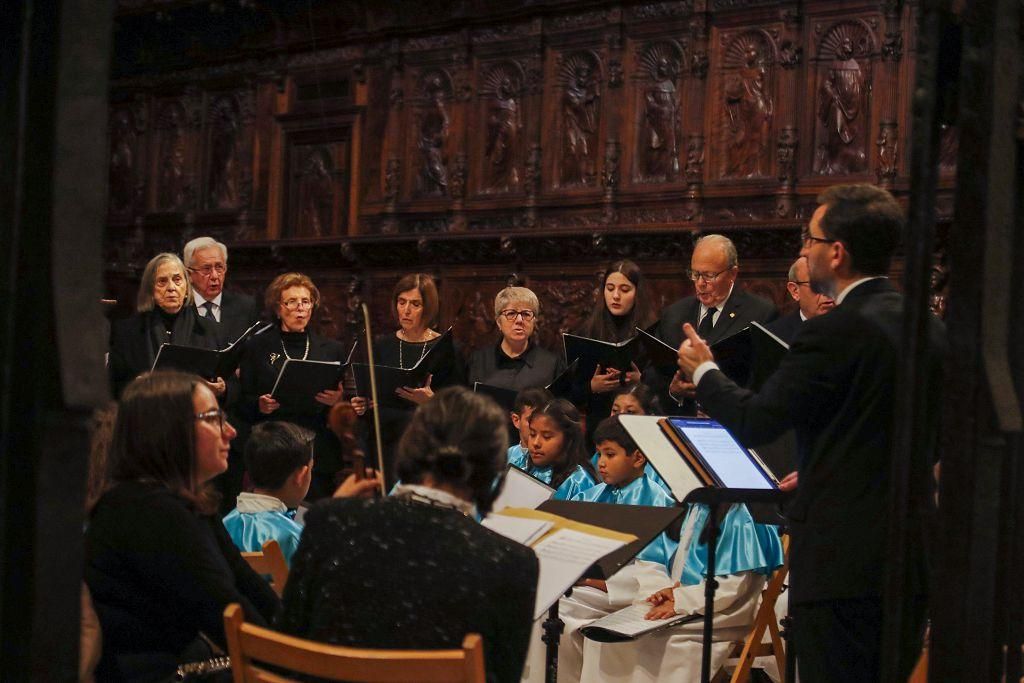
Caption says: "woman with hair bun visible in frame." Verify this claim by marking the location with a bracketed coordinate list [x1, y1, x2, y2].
[279, 387, 538, 683]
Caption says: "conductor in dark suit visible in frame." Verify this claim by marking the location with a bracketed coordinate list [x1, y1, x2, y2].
[766, 256, 835, 344]
[184, 236, 261, 510]
[650, 234, 777, 414]
[677, 185, 946, 682]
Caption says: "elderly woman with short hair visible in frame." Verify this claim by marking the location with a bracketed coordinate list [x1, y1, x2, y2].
[108, 253, 224, 398]
[467, 285, 565, 393]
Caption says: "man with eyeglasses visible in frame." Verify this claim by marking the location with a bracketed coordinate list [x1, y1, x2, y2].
[184, 236, 261, 512]
[650, 233, 777, 415]
[767, 256, 836, 344]
[676, 184, 947, 682]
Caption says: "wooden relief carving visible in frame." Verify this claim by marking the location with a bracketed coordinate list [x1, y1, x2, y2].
[939, 124, 958, 172]
[414, 70, 452, 197]
[109, 107, 141, 217]
[530, 278, 598, 346]
[288, 143, 346, 237]
[636, 42, 683, 183]
[557, 52, 602, 188]
[813, 22, 874, 175]
[154, 101, 190, 212]
[875, 120, 898, 186]
[206, 95, 243, 210]
[721, 31, 775, 179]
[479, 62, 524, 194]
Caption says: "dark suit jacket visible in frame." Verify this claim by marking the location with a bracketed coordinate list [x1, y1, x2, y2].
[765, 309, 803, 345]
[278, 497, 538, 683]
[108, 307, 222, 398]
[695, 279, 946, 604]
[649, 287, 778, 415]
[239, 326, 346, 475]
[194, 289, 261, 412]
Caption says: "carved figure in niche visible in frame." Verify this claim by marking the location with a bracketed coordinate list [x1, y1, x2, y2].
[295, 147, 334, 237]
[816, 34, 867, 175]
[939, 124, 958, 169]
[640, 48, 682, 180]
[157, 105, 187, 211]
[109, 110, 136, 214]
[418, 74, 450, 195]
[482, 67, 522, 192]
[209, 98, 240, 209]
[560, 55, 600, 186]
[723, 37, 773, 178]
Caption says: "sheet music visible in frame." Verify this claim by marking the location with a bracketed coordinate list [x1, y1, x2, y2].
[531, 529, 627, 619]
[584, 602, 700, 638]
[619, 415, 702, 503]
[490, 467, 554, 513]
[481, 515, 552, 547]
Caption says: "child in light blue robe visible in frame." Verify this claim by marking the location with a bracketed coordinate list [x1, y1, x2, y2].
[223, 421, 313, 566]
[506, 385, 551, 469]
[512, 398, 597, 500]
[508, 446, 596, 501]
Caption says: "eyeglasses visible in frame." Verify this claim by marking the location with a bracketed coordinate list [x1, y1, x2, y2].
[791, 280, 811, 287]
[188, 264, 227, 277]
[801, 229, 837, 247]
[281, 298, 314, 311]
[499, 309, 536, 322]
[686, 269, 730, 283]
[195, 408, 227, 433]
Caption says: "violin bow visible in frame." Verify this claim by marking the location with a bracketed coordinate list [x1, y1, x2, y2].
[361, 302, 388, 497]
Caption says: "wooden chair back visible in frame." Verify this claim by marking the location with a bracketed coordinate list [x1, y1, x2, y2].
[727, 534, 790, 683]
[223, 604, 487, 683]
[240, 539, 289, 598]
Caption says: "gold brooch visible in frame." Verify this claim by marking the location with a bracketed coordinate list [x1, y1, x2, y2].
[269, 352, 280, 365]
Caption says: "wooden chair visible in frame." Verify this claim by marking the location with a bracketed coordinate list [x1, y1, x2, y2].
[223, 604, 487, 683]
[240, 539, 289, 598]
[725, 534, 791, 683]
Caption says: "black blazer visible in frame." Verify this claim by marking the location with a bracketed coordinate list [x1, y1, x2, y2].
[649, 287, 778, 414]
[108, 306, 222, 398]
[194, 290, 262, 412]
[239, 326, 346, 475]
[695, 279, 947, 604]
[765, 309, 803, 345]
[278, 497, 538, 683]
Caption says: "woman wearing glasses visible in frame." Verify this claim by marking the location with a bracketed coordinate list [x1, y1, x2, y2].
[108, 253, 225, 398]
[467, 286, 565, 393]
[85, 370, 280, 681]
[239, 272, 348, 499]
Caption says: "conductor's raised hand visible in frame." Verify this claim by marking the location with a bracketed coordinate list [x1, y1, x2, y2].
[676, 322, 714, 380]
[258, 393, 280, 414]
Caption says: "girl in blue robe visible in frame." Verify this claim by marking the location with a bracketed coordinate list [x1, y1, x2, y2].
[511, 398, 597, 500]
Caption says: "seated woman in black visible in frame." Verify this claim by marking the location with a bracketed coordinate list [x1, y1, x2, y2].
[108, 252, 223, 398]
[239, 272, 347, 500]
[278, 387, 539, 683]
[468, 285, 565, 392]
[85, 370, 279, 682]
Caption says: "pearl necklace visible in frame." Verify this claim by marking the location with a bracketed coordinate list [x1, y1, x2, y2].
[281, 333, 310, 361]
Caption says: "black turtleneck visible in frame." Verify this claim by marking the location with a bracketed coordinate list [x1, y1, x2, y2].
[157, 308, 179, 333]
[280, 330, 309, 359]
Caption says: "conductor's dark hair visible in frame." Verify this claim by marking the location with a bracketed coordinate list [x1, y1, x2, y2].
[106, 370, 218, 515]
[593, 416, 639, 454]
[528, 399, 596, 490]
[513, 387, 554, 415]
[611, 383, 663, 415]
[396, 387, 509, 514]
[817, 184, 904, 276]
[579, 260, 655, 343]
[245, 422, 314, 491]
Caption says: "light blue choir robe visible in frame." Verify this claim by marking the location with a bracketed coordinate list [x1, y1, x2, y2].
[674, 503, 784, 585]
[507, 448, 597, 500]
[570, 474, 679, 572]
[222, 492, 303, 565]
[589, 451, 671, 495]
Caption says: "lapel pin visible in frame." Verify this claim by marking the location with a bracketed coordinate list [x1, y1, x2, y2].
[729, 312, 736, 318]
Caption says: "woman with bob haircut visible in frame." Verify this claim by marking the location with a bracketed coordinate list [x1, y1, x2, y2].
[279, 386, 539, 683]
[239, 272, 348, 500]
[108, 252, 224, 398]
[84, 370, 279, 682]
[467, 285, 565, 394]
[351, 273, 466, 483]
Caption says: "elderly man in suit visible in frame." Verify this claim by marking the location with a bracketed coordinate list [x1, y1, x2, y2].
[184, 236, 261, 510]
[651, 234, 777, 414]
[767, 256, 835, 344]
[677, 184, 946, 682]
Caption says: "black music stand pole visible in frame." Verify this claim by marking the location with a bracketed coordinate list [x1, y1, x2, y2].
[542, 589, 571, 683]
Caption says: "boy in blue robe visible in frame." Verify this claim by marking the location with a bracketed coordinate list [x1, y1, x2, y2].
[223, 421, 312, 565]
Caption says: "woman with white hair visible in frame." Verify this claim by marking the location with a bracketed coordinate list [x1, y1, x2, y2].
[467, 286, 565, 392]
[108, 253, 224, 398]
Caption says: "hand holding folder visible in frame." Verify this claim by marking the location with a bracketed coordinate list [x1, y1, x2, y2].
[152, 321, 264, 381]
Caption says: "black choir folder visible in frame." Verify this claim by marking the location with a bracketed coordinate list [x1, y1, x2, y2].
[563, 332, 643, 379]
[635, 326, 678, 371]
[472, 359, 579, 413]
[270, 343, 357, 412]
[709, 321, 789, 391]
[350, 328, 456, 406]
[152, 321, 264, 381]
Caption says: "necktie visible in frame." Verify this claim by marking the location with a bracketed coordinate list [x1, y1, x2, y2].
[202, 301, 216, 321]
[697, 306, 717, 340]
